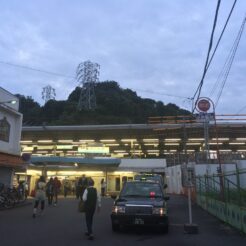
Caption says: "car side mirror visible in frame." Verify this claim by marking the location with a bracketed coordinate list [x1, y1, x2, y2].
[163, 184, 168, 189]
[111, 194, 117, 200]
[164, 196, 170, 201]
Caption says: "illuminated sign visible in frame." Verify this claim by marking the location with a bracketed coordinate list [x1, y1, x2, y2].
[78, 146, 109, 154]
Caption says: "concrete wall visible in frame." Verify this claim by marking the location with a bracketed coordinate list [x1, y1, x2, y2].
[166, 163, 246, 195]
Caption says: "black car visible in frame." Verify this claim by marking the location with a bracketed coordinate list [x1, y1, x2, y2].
[111, 180, 169, 233]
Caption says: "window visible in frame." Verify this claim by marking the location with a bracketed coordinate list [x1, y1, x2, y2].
[0, 117, 10, 142]
[121, 182, 163, 197]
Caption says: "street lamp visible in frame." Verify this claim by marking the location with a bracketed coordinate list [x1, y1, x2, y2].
[0, 100, 17, 105]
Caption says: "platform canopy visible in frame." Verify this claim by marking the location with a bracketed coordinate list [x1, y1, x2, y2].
[29, 156, 121, 170]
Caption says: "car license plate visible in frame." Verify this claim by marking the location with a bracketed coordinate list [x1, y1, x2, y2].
[134, 218, 144, 225]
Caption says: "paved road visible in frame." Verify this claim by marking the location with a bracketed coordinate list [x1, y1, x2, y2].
[0, 195, 245, 246]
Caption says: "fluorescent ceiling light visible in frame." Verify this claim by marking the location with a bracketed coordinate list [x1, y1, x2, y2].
[143, 139, 159, 142]
[20, 140, 33, 143]
[165, 138, 181, 141]
[58, 140, 73, 143]
[104, 143, 119, 146]
[236, 138, 246, 141]
[165, 143, 180, 146]
[79, 139, 95, 142]
[57, 145, 74, 149]
[37, 146, 54, 150]
[229, 142, 245, 145]
[212, 138, 229, 141]
[121, 139, 137, 142]
[188, 138, 204, 141]
[22, 147, 33, 151]
[37, 140, 53, 143]
[186, 143, 201, 145]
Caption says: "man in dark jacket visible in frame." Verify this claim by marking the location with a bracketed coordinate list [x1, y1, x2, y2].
[82, 178, 101, 240]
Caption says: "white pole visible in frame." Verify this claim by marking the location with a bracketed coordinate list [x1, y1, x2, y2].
[188, 186, 192, 224]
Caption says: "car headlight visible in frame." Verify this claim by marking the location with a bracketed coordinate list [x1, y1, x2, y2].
[112, 206, 125, 214]
[152, 207, 166, 216]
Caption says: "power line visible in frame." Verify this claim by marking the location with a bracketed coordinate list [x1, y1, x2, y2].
[136, 89, 192, 100]
[214, 15, 246, 108]
[206, 0, 238, 71]
[193, 0, 238, 108]
[0, 60, 75, 79]
[209, 13, 243, 98]
[237, 105, 246, 114]
[191, 0, 221, 111]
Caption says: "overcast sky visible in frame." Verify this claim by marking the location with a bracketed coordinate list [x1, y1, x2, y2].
[0, 0, 245, 114]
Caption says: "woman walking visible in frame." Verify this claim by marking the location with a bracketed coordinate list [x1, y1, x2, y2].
[32, 176, 46, 218]
[100, 178, 106, 197]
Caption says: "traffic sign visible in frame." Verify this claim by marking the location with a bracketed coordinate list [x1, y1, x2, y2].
[197, 99, 211, 112]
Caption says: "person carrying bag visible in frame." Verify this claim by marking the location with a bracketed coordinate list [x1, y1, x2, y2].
[82, 178, 101, 240]
[78, 199, 85, 213]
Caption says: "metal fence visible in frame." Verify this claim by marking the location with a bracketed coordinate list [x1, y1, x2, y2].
[196, 168, 246, 233]
[166, 152, 246, 166]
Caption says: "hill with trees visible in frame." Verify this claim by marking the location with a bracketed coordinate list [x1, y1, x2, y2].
[17, 81, 190, 126]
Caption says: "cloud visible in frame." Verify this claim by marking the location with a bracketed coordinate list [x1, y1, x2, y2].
[0, 0, 245, 114]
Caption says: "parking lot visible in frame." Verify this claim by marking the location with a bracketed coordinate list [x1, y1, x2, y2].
[0, 194, 245, 246]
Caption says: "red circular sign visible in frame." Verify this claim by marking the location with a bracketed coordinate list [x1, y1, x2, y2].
[197, 99, 210, 112]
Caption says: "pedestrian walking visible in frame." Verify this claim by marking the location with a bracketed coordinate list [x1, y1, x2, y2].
[32, 176, 46, 218]
[46, 178, 54, 206]
[24, 182, 29, 199]
[82, 178, 101, 240]
[53, 177, 61, 206]
[64, 181, 69, 198]
[100, 178, 106, 197]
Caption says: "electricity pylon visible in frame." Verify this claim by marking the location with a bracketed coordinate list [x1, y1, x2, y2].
[76, 60, 100, 110]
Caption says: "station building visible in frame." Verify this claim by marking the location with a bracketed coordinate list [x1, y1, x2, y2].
[19, 121, 246, 194]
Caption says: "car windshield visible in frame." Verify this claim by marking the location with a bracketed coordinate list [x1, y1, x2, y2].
[134, 175, 163, 185]
[120, 182, 163, 198]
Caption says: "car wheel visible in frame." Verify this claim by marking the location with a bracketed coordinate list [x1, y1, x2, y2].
[112, 223, 120, 232]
